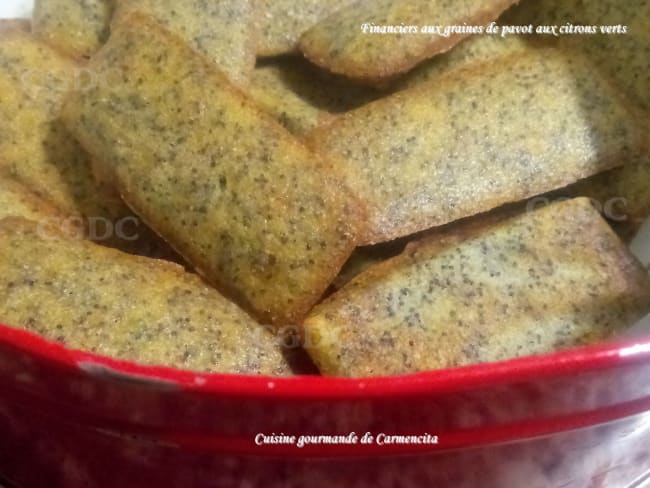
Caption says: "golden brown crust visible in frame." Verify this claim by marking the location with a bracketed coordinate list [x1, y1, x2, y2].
[113, 0, 256, 87]
[32, 0, 114, 60]
[306, 48, 649, 245]
[299, 0, 518, 81]
[62, 13, 368, 325]
[506, 0, 650, 243]
[304, 198, 650, 377]
[500, 0, 650, 243]
[0, 217, 292, 375]
[0, 31, 170, 257]
[255, 0, 355, 56]
[507, 0, 649, 113]
[393, 34, 547, 92]
[0, 31, 129, 220]
[0, 171, 71, 223]
[247, 56, 381, 135]
[555, 155, 650, 242]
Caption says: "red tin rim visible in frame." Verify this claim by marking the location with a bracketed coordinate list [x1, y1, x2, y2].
[2, 322, 650, 400]
[158, 396, 650, 457]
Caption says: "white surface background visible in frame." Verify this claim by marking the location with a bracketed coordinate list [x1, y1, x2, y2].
[2, 0, 650, 336]
[0, 0, 33, 18]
